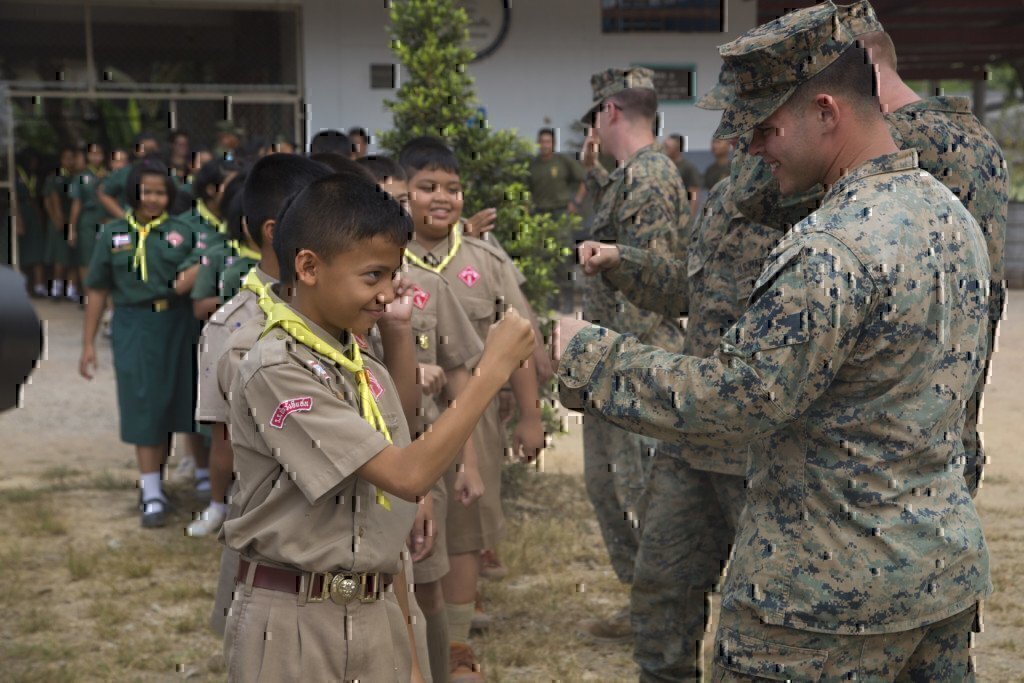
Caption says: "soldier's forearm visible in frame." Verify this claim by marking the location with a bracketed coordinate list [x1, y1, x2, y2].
[603, 245, 689, 318]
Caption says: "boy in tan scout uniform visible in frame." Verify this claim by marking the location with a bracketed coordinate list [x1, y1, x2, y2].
[221, 171, 535, 681]
[399, 136, 545, 677]
[360, 154, 486, 683]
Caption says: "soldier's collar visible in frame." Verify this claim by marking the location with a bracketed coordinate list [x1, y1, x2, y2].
[822, 149, 919, 204]
[894, 95, 971, 116]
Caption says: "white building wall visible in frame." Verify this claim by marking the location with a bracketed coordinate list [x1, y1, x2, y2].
[300, 0, 759, 153]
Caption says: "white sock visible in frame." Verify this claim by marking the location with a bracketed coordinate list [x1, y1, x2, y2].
[208, 501, 229, 516]
[195, 468, 211, 492]
[140, 471, 165, 510]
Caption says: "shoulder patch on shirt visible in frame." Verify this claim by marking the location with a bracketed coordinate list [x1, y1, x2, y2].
[458, 265, 481, 288]
[111, 233, 131, 249]
[270, 396, 312, 429]
[412, 285, 431, 310]
[166, 230, 184, 248]
[365, 369, 385, 400]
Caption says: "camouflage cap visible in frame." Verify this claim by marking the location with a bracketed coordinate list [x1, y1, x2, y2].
[696, 64, 736, 111]
[581, 67, 656, 124]
[713, 2, 854, 139]
[837, 0, 883, 37]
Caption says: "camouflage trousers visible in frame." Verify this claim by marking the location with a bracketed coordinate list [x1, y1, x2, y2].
[711, 602, 980, 682]
[632, 451, 746, 682]
[582, 417, 655, 584]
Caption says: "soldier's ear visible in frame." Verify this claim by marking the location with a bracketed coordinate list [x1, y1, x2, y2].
[815, 94, 840, 132]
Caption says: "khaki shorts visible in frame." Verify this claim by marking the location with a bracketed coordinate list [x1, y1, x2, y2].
[413, 479, 450, 584]
[444, 399, 505, 555]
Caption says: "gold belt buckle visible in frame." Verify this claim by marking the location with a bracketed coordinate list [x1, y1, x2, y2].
[330, 574, 362, 605]
[306, 571, 380, 604]
[152, 299, 169, 313]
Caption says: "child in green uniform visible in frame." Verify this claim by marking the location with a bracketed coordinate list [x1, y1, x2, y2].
[178, 159, 241, 271]
[68, 143, 109, 286]
[96, 132, 161, 220]
[79, 158, 204, 528]
[15, 150, 47, 293]
[190, 172, 251, 319]
[220, 171, 535, 681]
[43, 146, 84, 299]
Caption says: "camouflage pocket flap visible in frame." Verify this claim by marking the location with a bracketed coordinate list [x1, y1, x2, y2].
[713, 627, 827, 682]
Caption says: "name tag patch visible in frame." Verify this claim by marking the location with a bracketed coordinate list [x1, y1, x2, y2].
[111, 233, 131, 249]
[412, 285, 431, 310]
[458, 266, 481, 288]
[365, 369, 385, 400]
[270, 396, 313, 429]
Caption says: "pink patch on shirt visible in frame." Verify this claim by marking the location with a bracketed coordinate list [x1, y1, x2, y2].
[166, 230, 184, 248]
[365, 369, 385, 400]
[412, 285, 431, 310]
[269, 396, 313, 429]
[458, 265, 481, 287]
[354, 334, 369, 350]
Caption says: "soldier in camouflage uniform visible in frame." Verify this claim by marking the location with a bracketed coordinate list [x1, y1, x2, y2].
[559, 4, 990, 679]
[576, 67, 689, 641]
[839, 0, 1009, 496]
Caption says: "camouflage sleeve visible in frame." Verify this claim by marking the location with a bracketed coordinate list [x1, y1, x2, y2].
[558, 236, 873, 449]
[585, 165, 610, 195]
[601, 245, 689, 318]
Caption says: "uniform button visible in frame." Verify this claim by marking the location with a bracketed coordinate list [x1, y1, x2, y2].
[358, 527, 365, 537]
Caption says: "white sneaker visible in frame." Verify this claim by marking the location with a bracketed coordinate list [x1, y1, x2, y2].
[32, 284, 46, 297]
[186, 505, 227, 537]
[66, 283, 79, 301]
[49, 281, 62, 298]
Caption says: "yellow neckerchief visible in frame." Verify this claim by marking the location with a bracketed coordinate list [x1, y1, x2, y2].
[404, 224, 461, 273]
[87, 164, 107, 179]
[196, 200, 227, 234]
[252, 281, 392, 510]
[125, 211, 168, 282]
[227, 239, 262, 262]
[17, 168, 36, 196]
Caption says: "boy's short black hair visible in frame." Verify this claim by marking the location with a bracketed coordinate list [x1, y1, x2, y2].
[309, 153, 374, 178]
[242, 154, 333, 248]
[126, 157, 177, 212]
[398, 136, 459, 176]
[348, 127, 369, 141]
[274, 173, 411, 285]
[221, 171, 249, 243]
[192, 158, 243, 204]
[310, 130, 351, 156]
[357, 155, 407, 183]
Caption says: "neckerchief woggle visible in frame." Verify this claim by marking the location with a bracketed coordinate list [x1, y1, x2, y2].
[246, 270, 392, 510]
[125, 212, 169, 282]
[404, 223, 462, 273]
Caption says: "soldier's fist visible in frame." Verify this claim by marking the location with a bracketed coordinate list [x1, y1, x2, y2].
[577, 241, 621, 275]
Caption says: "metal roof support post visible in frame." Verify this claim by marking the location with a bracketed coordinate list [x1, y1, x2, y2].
[973, 78, 987, 126]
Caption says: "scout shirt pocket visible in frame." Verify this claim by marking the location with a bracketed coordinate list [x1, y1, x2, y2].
[712, 627, 827, 682]
[460, 294, 499, 344]
[411, 310, 438, 366]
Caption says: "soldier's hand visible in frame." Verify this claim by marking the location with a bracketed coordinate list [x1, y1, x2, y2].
[577, 240, 621, 275]
[407, 494, 436, 562]
[416, 363, 447, 395]
[454, 462, 485, 506]
[481, 308, 535, 376]
[550, 316, 593, 371]
[79, 345, 97, 380]
[580, 129, 600, 168]
[463, 208, 497, 238]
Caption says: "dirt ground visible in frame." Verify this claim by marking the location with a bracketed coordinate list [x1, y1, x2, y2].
[1, 294, 1022, 681]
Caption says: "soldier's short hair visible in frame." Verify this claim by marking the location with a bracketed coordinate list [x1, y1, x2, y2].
[608, 87, 658, 124]
[274, 172, 411, 285]
[537, 128, 556, 141]
[858, 30, 898, 71]
[788, 45, 879, 119]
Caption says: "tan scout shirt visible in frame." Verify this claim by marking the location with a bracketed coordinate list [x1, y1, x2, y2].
[196, 266, 275, 424]
[406, 229, 530, 351]
[223, 304, 417, 575]
[402, 267, 484, 435]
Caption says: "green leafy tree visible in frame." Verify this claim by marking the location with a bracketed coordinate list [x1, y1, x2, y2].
[378, 0, 577, 313]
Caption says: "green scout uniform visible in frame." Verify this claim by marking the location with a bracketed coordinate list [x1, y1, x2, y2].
[581, 68, 690, 585]
[178, 200, 229, 268]
[604, 148, 785, 678]
[886, 99, 1008, 496]
[98, 165, 130, 213]
[43, 170, 77, 267]
[222, 303, 421, 681]
[85, 213, 200, 445]
[405, 227, 529, 555]
[528, 153, 586, 214]
[69, 167, 110, 268]
[702, 159, 729, 191]
[562, 148, 992, 679]
[192, 240, 261, 306]
[16, 168, 46, 267]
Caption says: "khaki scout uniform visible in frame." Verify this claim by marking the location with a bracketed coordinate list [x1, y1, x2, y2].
[405, 229, 529, 554]
[402, 268, 483, 582]
[562, 6, 991, 680]
[579, 66, 690, 586]
[85, 213, 200, 445]
[222, 302, 422, 681]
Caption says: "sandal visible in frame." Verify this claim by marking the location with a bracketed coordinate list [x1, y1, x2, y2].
[140, 497, 172, 529]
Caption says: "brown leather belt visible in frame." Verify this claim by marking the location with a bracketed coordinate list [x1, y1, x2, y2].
[237, 559, 393, 604]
